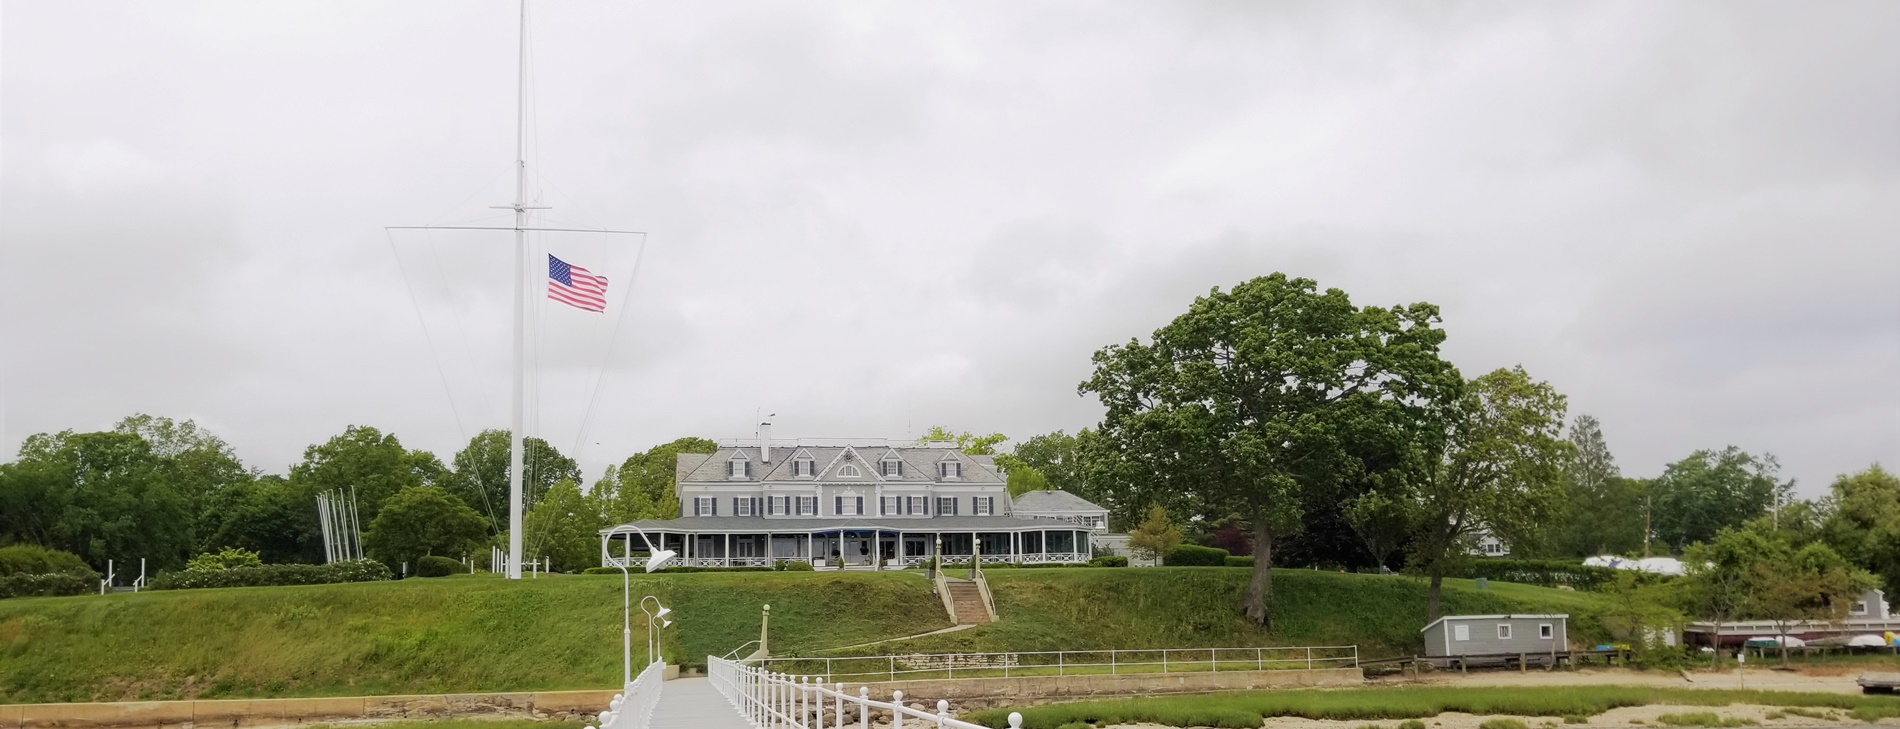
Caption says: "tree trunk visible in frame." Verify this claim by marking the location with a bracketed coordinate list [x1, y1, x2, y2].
[1427, 569, 1446, 622]
[1242, 518, 1275, 628]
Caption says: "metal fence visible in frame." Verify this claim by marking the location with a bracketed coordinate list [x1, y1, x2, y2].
[758, 645, 1358, 684]
[710, 656, 1020, 729]
[595, 660, 665, 729]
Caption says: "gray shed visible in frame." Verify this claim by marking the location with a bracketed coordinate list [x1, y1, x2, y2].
[1422, 614, 1569, 658]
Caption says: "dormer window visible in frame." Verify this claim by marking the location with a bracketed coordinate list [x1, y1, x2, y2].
[793, 459, 816, 478]
[880, 458, 905, 477]
[938, 461, 962, 479]
[728, 457, 751, 479]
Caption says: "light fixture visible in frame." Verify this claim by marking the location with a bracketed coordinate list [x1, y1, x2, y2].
[655, 605, 672, 620]
[662, 618, 673, 629]
[644, 548, 678, 573]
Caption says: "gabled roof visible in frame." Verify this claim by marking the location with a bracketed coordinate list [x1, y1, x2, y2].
[676, 445, 1005, 485]
[1011, 490, 1106, 514]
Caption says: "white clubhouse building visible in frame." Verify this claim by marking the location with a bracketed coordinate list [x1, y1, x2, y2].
[599, 432, 1111, 569]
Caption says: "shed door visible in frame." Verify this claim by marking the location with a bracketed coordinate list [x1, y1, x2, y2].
[1453, 624, 1470, 641]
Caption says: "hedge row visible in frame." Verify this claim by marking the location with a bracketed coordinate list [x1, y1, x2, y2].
[0, 573, 95, 599]
[1164, 544, 1230, 566]
[1462, 558, 1620, 590]
[416, 556, 463, 577]
[149, 559, 392, 590]
[0, 545, 96, 578]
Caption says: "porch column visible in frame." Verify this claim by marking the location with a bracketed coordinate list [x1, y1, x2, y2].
[1012, 532, 1020, 562]
[600, 532, 610, 567]
[724, 534, 731, 567]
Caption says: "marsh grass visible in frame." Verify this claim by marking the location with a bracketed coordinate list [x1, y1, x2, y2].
[965, 686, 1900, 729]
[1655, 712, 1757, 727]
[1480, 720, 1529, 729]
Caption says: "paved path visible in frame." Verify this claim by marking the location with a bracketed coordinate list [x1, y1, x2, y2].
[651, 677, 750, 728]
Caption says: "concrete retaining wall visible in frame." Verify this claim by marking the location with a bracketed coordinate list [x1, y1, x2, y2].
[0, 689, 620, 729]
[849, 667, 1363, 708]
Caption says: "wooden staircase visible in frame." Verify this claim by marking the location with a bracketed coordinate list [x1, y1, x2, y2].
[943, 578, 992, 625]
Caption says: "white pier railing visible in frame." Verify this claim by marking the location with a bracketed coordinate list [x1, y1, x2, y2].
[593, 661, 665, 729]
[709, 656, 1020, 729]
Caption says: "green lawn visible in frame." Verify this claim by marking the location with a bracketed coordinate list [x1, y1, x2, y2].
[0, 567, 1619, 705]
[816, 568, 1613, 659]
[963, 685, 1900, 729]
[0, 571, 946, 704]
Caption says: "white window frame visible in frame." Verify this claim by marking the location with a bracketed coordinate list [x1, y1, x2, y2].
[937, 497, 958, 516]
[938, 461, 962, 479]
[770, 496, 788, 516]
[839, 464, 861, 478]
[694, 496, 716, 516]
[736, 498, 754, 517]
[1453, 624, 1469, 642]
[838, 497, 862, 516]
[728, 458, 749, 479]
[909, 496, 927, 515]
[974, 496, 993, 516]
[881, 459, 904, 477]
[1539, 623, 1553, 639]
[795, 459, 815, 477]
[1498, 624, 1513, 640]
[1851, 601, 1869, 616]
[797, 496, 816, 516]
[881, 496, 900, 515]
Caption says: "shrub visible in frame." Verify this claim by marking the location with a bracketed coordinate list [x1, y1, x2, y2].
[1564, 716, 1589, 724]
[186, 547, 264, 572]
[149, 559, 391, 590]
[1655, 713, 1755, 727]
[1462, 558, 1622, 591]
[0, 573, 95, 599]
[0, 545, 96, 578]
[416, 556, 462, 577]
[1400, 720, 1428, 729]
[1164, 544, 1229, 566]
[653, 565, 774, 574]
[1090, 555, 1129, 567]
[782, 561, 814, 572]
[1225, 556, 1256, 568]
[582, 566, 620, 575]
[1480, 720, 1528, 729]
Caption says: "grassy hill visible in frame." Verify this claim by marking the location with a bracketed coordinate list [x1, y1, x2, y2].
[821, 567, 1610, 658]
[0, 568, 1610, 704]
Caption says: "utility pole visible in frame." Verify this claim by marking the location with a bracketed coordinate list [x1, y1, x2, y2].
[1642, 493, 1652, 558]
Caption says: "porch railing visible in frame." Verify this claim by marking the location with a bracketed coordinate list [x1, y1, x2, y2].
[761, 645, 1359, 684]
[709, 656, 1019, 729]
[594, 660, 665, 729]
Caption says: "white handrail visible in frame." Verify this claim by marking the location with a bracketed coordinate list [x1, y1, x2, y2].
[709, 655, 1020, 729]
[589, 660, 665, 729]
[765, 644, 1359, 683]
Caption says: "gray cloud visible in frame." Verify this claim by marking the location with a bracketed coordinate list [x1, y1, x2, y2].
[2, 0, 1894, 496]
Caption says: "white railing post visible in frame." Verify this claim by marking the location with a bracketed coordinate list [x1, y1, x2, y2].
[936, 700, 951, 728]
[892, 690, 905, 729]
[835, 683, 844, 729]
[859, 686, 870, 729]
[1306, 646, 1313, 669]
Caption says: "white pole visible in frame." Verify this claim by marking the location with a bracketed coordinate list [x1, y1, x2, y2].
[504, 0, 530, 581]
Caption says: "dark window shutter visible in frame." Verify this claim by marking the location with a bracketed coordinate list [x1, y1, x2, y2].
[835, 496, 842, 515]
[711, 499, 718, 516]
[856, 497, 864, 515]
[745, 461, 752, 477]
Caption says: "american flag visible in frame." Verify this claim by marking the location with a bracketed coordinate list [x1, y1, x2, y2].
[547, 254, 608, 312]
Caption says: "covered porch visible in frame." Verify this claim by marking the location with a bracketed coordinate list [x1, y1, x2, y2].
[600, 519, 1095, 570]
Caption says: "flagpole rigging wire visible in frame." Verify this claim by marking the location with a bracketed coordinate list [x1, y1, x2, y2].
[570, 232, 651, 465]
[385, 228, 471, 443]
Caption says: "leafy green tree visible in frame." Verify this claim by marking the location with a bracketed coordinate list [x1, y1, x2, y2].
[1081, 273, 1461, 626]
[1543, 415, 1646, 558]
[606, 437, 717, 522]
[1406, 366, 1572, 620]
[524, 479, 607, 572]
[364, 485, 489, 568]
[2, 430, 192, 571]
[1820, 464, 1900, 599]
[1127, 505, 1182, 562]
[197, 475, 320, 564]
[113, 414, 253, 552]
[1341, 490, 1413, 570]
[445, 429, 581, 529]
[1010, 431, 1090, 493]
[914, 426, 1008, 455]
[185, 546, 263, 571]
[1681, 528, 1768, 664]
[289, 425, 445, 527]
[1005, 464, 1051, 496]
[1750, 541, 1874, 665]
[1650, 447, 1789, 552]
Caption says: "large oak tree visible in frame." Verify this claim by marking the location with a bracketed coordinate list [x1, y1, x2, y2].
[1080, 273, 1459, 626]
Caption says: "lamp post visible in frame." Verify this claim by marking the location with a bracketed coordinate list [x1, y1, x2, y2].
[640, 595, 672, 666]
[615, 525, 677, 685]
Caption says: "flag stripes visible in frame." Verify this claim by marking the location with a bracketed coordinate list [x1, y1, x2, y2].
[547, 254, 608, 312]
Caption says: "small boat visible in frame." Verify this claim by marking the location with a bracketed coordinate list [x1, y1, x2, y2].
[1743, 636, 1806, 648]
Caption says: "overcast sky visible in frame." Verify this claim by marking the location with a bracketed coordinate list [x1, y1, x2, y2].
[2, 1, 1895, 496]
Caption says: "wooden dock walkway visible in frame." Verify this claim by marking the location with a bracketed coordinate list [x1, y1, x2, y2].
[650, 677, 750, 728]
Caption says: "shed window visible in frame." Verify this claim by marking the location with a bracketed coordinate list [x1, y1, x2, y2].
[1498, 624, 1513, 640]
[1539, 624, 1554, 639]
[1453, 624, 1469, 641]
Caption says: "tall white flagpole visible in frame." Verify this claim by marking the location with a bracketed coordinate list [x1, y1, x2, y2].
[505, 0, 530, 580]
